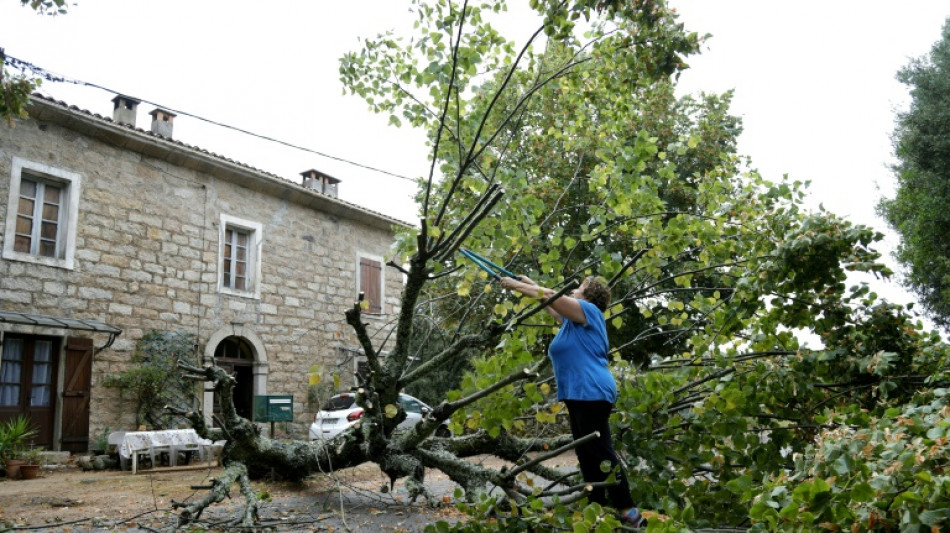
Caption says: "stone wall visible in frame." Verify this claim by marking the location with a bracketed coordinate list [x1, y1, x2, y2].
[0, 113, 403, 442]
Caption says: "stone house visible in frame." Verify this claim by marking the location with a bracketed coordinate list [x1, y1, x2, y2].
[0, 94, 406, 452]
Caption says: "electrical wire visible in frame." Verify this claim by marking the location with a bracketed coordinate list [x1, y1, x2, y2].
[3, 53, 417, 182]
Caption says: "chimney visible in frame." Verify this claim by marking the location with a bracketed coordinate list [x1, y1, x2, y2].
[149, 108, 176, 138]
[111, 95, 140, 127]
[300, 169, 340, 198]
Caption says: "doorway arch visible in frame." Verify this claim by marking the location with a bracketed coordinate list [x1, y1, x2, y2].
[203, 326, 268, 425]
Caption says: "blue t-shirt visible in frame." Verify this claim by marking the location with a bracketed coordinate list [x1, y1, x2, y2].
[548, 300, 617, 403]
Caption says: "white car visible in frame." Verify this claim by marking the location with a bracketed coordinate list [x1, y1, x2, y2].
[309, 392, 451, 440]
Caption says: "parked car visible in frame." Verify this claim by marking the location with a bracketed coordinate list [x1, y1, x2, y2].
[309, 392, 451, 440]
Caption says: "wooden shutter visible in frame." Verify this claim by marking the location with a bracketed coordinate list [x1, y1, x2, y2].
[61, 336, 93, 452]
[360, 257, 382, 313]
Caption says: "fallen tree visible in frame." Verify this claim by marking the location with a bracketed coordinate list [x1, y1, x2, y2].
[166, 1, 950, 531]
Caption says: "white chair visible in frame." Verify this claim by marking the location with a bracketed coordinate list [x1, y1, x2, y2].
[131, 442, 172, 472]
[107, 431, 130, 470]
[171, 441, 204, 466]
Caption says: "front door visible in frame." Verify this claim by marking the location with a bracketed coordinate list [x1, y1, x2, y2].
[0, 335, 59, 448]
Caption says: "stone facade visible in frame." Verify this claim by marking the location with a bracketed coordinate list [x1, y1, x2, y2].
[0, 95, 405, 448]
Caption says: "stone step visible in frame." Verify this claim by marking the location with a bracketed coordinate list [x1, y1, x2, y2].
[38, 451, 72, 465]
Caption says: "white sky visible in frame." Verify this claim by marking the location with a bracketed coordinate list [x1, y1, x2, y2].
[2, 0, 949, 325]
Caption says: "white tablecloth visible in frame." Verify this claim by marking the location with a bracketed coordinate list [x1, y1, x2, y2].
[118, 429, 212, 473]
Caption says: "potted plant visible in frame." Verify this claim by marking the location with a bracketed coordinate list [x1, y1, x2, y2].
[0, 415, 37, 479]
[91, 426, 110, 456]
[18, 447, 43, 480]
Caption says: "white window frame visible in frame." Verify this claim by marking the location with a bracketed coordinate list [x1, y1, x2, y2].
[357, 253, 385, 315]
[218, 214, 263, 299]
[2, 157, 81, 270]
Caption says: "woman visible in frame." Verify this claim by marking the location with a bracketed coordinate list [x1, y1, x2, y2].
[499, 275, 647, 527]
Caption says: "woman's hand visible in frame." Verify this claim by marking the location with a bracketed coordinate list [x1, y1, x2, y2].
[499, 276, 518, 290]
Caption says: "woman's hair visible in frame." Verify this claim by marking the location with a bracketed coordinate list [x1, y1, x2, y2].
[581, 276, 611, 312]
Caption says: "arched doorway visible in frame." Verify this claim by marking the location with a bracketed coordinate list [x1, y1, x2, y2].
[213, 336, 254, 421]
[202, 327, 267, 426]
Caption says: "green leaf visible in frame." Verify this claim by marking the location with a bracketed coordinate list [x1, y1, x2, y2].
[850, 482, 874, 503]
[725, 475, 752, 495]
[920, 509, 950, 526]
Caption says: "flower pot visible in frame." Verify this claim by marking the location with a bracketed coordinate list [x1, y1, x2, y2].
[5, 458, 26, 479]
[19, 464, 40, 480]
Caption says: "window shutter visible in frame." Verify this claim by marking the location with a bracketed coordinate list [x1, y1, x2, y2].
[360, 257, 382, 313]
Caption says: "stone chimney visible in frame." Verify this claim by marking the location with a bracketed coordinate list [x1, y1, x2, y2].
[149, 108, 176, 138]
[111, 95, 140, 127]
[300, 169, 340, 198]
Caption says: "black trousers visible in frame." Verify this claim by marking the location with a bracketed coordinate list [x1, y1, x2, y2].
[564, 399, 634, 510]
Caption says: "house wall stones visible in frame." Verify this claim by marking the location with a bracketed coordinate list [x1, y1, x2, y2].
[0, 95, 405, 448]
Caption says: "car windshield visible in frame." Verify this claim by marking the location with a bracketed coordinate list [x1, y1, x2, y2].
[322, 395, 356, 411]
[399, 395, 424, 414]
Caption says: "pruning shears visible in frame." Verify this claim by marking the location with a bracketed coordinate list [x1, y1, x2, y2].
[459, 248, 518, 280]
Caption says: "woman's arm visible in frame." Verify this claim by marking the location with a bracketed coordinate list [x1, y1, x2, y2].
[499, 276, 586, 325]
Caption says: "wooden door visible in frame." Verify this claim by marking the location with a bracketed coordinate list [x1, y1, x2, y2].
[61, 337, 93, 452]
[0, 335, 59, 449]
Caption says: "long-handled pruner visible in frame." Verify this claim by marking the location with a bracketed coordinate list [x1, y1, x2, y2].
[459, 248, 517, 280]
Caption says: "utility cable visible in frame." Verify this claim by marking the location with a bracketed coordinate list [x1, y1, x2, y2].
[3, 53, 417, 182]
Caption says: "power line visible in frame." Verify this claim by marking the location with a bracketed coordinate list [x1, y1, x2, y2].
[4, 53, 418, 183]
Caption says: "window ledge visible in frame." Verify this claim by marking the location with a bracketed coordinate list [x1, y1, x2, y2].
[219, 287, 261, 300]
[1, 249, 74, 270]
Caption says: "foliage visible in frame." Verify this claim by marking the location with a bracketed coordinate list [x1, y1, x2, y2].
[747, 388, 950, 532]
[0, 415, 37, 463]
[1, 2, 68, 124]
[335, 0, 950, 531]
[92, 426, 110, 453]
[0, 48, 39, 126]
[145, 1, 950, 528]
[878, 17, 950, 328]
[17, 446, 43, 465]
[306, 377, 336, 411]
[19, 0, 70, 15]
[403, 315, 472, 406]
[104, 330, 200, 429]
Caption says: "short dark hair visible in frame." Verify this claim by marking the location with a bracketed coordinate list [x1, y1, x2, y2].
[581, 276, 610, 312]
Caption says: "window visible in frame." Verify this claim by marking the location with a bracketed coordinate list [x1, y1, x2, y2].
[399, 395, 424, 415]
[358, 255, 383, 314]
[218, 214, 262, 298]
[0, 339, 24, 407]
[224, 227, 250, 291]
[0, 338, 46, 407]
[3, 157, 81, 269]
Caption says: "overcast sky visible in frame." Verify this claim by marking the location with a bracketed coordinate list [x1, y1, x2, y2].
[2, 0, 949, 325]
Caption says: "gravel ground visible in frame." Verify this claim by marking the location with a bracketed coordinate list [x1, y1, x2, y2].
[0, 454, 561, 532]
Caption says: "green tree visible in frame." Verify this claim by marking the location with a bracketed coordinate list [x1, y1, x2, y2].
[169, 2, 949, 530]
[878, 17, 950, 328]
[0, 48, 38, 125]
[104, 330, 201, 430]
[1, 1, 69, 124]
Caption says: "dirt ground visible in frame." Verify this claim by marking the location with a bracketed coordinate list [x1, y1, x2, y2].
[0, 459, 485, 532]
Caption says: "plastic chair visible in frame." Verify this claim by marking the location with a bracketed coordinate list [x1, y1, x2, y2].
[107, 431, 130, 470]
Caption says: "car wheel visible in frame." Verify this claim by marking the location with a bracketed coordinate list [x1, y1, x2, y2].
[435, 426, 451, 438]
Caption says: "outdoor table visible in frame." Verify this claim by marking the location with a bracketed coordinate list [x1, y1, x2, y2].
[117, 429, 212, 474]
